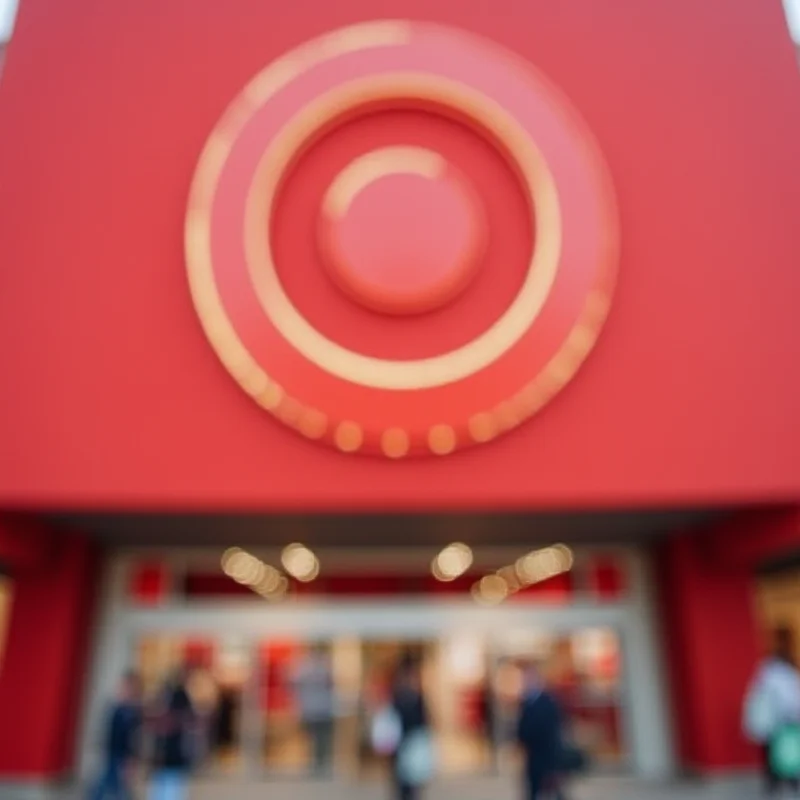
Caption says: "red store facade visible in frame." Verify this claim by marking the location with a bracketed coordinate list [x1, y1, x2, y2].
[1, 0, 800, 794]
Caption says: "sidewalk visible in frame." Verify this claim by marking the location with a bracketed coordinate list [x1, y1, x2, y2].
[7, 774, 762, 800]
[180, 775, 761, 799]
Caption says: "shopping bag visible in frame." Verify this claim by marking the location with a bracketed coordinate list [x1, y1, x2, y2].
[370, 706, 402, 755]
[397, 729, 436, 787]
[770, 724, 800, 780]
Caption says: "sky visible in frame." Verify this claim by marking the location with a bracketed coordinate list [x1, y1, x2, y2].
[1, 0, 800, 45]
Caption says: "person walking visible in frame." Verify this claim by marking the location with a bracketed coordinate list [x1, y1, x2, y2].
[391, 654, 432, 800]
[517, 661, 565, 800]
[293, 644, 336, 776]
[88, 671, 142, 800]
[148, 667, 197, 800]
[744, 626, 800, 796]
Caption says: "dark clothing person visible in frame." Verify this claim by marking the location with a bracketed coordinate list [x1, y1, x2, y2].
[149, 682, 196, 800]
[479, 684, 495, 746]
[391, 684, 429, 800]
[517, 689, 564, 800]
[214, 689, 237, 750]
[153, 685, 194, 770]
[89, 759, 133, 800]
[88, 699, 141, 800]
[106, 703, 142, 762]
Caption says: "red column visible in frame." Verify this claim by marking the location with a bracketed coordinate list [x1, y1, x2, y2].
[658, 532, 760, 773]
[0, 523, 99, 779]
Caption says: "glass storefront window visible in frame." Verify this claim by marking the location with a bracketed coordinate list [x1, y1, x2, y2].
[127, 627, 627, 780]
[493, 627, 626, 768]
[134, 634, 252, 772]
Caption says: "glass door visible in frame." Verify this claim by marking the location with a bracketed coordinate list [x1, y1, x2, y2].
[356, 636, 492, 778]
[124, 622, 629, 781]
[256, 637, 363, 778]
[434, 634, 493, 775]
[356, 639, 433, 779]
[491, 626, 627, 771]
[133, 633, 252, 774]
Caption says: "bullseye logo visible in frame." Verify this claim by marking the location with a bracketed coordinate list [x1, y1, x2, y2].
[185, 21, 619, 458]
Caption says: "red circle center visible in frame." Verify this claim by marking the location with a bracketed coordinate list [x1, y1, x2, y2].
[319, 166, 486, 315]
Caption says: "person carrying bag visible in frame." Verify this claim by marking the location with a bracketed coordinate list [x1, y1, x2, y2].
[743, 627, 800, 796]
[387, 655, 434, 800]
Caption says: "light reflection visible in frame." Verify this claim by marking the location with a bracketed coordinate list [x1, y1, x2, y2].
[221, 548, 264, 586]
[472, 574, 509, 605]
[221, 547, 288, 601]
[472, 544, 574, 605]
[432, 542, 473, 582]
[515, 544, 574, 586]
[281, 543, 320, 583]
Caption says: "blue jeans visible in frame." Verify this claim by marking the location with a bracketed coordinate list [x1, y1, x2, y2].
[89, 758, 131, 800]
[148, 769, 189, 800]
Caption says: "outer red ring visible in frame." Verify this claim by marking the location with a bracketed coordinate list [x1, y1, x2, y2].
[186, 21, 619, 458]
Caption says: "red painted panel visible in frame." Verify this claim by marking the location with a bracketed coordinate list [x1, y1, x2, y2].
[128, 561, 170, 605]
[709, 507, 800, 568]
[182, 639, 215, 669]
[587, 557, 627, 601]
[0, 530, 99, 777]
[0, 0, 799, 507]
[183, 569, 575, 599]
[0, 517, 52, 571]
[658, 533, 760, 771]
[511, 571, 574, 603]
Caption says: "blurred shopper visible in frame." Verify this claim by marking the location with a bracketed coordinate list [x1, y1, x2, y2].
[479, 679, 495, 750]
[212, 683, 238, 760]
[294, 644, 336, 775]
[391, 654, 434, 800]
[517, 661, 565, 800]
[88, 671, 142, 800]
[744, 626, 800, 796]
[148, 667, 197, 800]
[495, 656, 524, 746]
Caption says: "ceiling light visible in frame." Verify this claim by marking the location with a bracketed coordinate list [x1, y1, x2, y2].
[256, 574, 289, 602]
[497, 565, 522, 593]
[432, 542, 473, 581]
[472, 574, 509, 605]
[253, 563, 283, 595]
[281, 543, 320, 583]
[515, 544, 575, 586]
[221, 548, 264, 585]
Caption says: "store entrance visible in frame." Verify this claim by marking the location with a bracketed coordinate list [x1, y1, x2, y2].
[132, 625, 626, 781]
[79, 546, 673, 782]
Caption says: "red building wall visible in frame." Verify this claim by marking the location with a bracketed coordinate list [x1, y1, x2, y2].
[0, 0, 799, 510]
[0, 527, 98, 778]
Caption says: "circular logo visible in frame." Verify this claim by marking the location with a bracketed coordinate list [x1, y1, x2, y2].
[186, 20, 618, 458]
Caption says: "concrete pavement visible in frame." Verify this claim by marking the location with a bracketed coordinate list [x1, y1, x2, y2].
[180, 775, 764, 799]
[3, 774, 767, 800]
